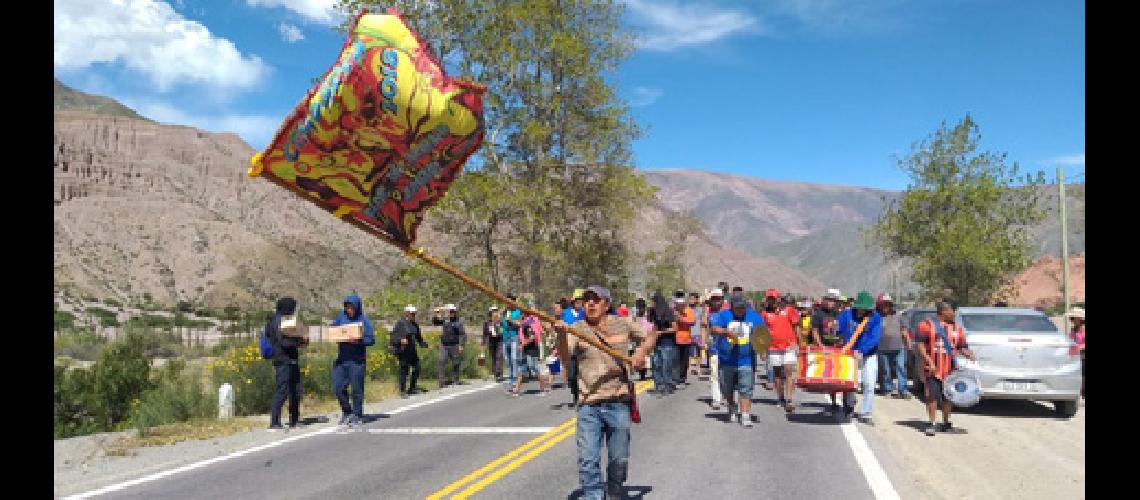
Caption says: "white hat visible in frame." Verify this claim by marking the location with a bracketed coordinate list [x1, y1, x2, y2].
[879, 293, 893, 303]
[826, 288, 842, 299]
[673, 297, 685, 304]
[488, 305, 499, 311]
[1065, 307, 1085, 319]
[709, 289, 724, 297]
[445, 303, 457, 311]
[404, 305, 417, 313]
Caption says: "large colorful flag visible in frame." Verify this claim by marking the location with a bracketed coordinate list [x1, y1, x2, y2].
[249, 9, 485, 246]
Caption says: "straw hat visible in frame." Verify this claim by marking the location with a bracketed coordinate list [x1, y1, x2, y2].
[1065, 307, 1085, 320]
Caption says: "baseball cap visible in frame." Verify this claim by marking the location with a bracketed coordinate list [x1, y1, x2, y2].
[877, 293, 893, 304]
[488, 305, 499, 311]
[765, 288, 780, 299]
[584, 285, 611, 302]
[445, 303, 457, 311]
[404, 305, 417, 313]
[709, 289, 724, 297]
[826, 288, 841, 299]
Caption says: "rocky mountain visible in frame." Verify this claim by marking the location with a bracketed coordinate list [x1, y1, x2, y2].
[644, 168, 1085, 299]
[54, 81, 414, 313]
[55, 80, 145, 120]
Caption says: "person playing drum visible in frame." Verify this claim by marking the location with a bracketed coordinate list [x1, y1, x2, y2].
[914, 300, 977, 437]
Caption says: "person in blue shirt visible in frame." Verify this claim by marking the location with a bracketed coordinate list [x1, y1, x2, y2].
[835, 290, 883, 424]
[501, 294, 524, 390]
[709, 296, 766, 427]
[331, 293, 375, 427]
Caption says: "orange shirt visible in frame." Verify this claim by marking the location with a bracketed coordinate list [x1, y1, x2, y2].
[915, 318, 969, 380]
[761, 308, 800, 350]
[675, 306, 695, 344]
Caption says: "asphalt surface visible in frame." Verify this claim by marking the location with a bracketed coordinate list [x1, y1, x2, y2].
[67, 372, 894, 499]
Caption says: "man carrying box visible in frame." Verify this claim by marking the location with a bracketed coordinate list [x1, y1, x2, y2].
[267, 296, 309, 431]
[332, 293, 375, 428]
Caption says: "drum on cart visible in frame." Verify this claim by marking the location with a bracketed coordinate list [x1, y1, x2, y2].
[796, 346, 859, 393]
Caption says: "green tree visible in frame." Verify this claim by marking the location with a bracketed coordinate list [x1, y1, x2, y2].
[92, 332, 153, 428]
[870, 115, 1046, 305]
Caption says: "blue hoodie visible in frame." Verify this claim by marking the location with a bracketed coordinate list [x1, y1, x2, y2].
[837, 308, 882, 356]
[333, 293, 375, 362]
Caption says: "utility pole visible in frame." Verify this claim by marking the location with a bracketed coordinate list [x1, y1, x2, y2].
[1058, 167, 1071, 333]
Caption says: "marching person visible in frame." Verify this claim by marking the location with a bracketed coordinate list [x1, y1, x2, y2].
[439, 304, 467, 387]
[914, 300, 976, 436]
[332, 294, 376, 427]
[391, 305, 428, 398]
[502, 294, 524, 392]
[674, 297, 695, 386]
[266, 296, 309, 431]
[704, 289, 726, 410]
[875, 294, 910, 399]
[649, 292, 677, 396]
[812, 289, 843, 413]
[482, 306, 504, 381]
[709, 295, 765, 427]
[836, 291, 883, 425]
[511, 305, 552, 397]
[553, 285, 656, 500]
[760, 289, 802, 413]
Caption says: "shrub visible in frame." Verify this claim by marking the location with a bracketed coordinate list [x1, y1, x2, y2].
[54, 364, 104, 438]
[301, 342, 337, 399]
[86, 307, 119, 327]
[54, 329, 108, 361]
[92, 333, 153, 429]
[55, 310, 76, 331]
[130, 359, 215, 435]
[209, 343, 274, 416]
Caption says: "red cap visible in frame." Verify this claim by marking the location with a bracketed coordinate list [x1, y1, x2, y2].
[765, 288, 780, 299]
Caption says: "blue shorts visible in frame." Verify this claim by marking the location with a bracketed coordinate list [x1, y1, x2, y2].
[719, 364, 754, 398]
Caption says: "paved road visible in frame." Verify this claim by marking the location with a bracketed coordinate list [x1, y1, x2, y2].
[65, 372, 904, 499]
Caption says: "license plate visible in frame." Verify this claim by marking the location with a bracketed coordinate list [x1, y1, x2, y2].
[1001, 382, 1039, 392]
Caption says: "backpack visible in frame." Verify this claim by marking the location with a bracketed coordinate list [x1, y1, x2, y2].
[260, 324, 275, 360]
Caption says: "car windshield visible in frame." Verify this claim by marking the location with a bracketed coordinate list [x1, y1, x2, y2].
[961, 313, 1059, 334]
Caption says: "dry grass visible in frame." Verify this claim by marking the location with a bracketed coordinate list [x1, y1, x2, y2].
[102, 378, 453, 455]
[105, 417, 262, 456]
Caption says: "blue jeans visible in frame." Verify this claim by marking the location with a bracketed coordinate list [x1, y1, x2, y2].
[502, 339, 519, 386]
[332, 359, 365, 418]
[576, 402, 631, 500]
[844, 354, 878, 417]
[653, 339, 676, 391]
[718, 363, 755, 400]
[878, 350, 909, 395]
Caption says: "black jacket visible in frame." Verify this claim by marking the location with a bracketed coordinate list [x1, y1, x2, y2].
[390, 318, 427, 355]
[268, 297, 300, 366]
[441, 319, 467, 346]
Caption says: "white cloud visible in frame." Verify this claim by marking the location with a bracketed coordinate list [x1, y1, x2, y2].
[278, 22, 305, 43]
[622, 0, 761, 51]
[1050, 153, 1085, 167]
[124, 98, 281, 149]
[54, 0, 269, 94]
[629, 86, 664, 107]
[773, 0, 905, 36]
[246, 0, 341, 25]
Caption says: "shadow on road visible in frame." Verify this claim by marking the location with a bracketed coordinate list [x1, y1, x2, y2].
[703, 412, 732, 423]
[297, 416, 329, 426]
[568, 485, 653, 499]
[956, 399, 1064, 419]
[894, 419, 970, 434]
[786, 411, 846, 425]
[360, 414, 391, 424]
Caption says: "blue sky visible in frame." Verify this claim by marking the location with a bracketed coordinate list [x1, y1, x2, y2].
[54, 0, 1084, 191]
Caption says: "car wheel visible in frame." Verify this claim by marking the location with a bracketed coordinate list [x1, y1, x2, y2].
[1054, 400, 1078, 418]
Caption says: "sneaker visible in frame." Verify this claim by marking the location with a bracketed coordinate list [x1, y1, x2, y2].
[938, 422, 954, 433]
[337, 414, 350, 426]
[741, 414, 754, 428]
[784, 401, 796, 413]
[606, 484, 622, 500]
[399, 391, 409, 399]
[731, 412, 741, 424]
[711, 401, 723, 410]
[925, 424, 937, 436]
[538, 390, 549, 397]
[776, 398, 786, 408]
[825, 403, 840, 416]
[859, 415, 874, 426]
[347, 415, 363, 427]
[267, 424, 284, 432]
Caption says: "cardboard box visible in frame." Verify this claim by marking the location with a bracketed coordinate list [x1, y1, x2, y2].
[279, 315, 304, 337]
[328, 323, 363, 342]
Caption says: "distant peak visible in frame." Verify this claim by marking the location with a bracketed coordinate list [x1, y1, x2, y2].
[54, 78, 146, 121]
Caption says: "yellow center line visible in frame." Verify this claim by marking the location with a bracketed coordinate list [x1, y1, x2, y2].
[428, 380, 655, 499]
[425, 419, 577, 500]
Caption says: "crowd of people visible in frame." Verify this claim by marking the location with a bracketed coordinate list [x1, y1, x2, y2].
[256, 284, 1085, 500]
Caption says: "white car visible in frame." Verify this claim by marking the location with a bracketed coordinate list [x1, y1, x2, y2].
[955, 307, 1081, 417]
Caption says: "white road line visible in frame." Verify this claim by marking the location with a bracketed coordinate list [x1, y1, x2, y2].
[63, 382, 498, 499]
[840, 423, 902, 500]
[367, 427, 554, 435]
